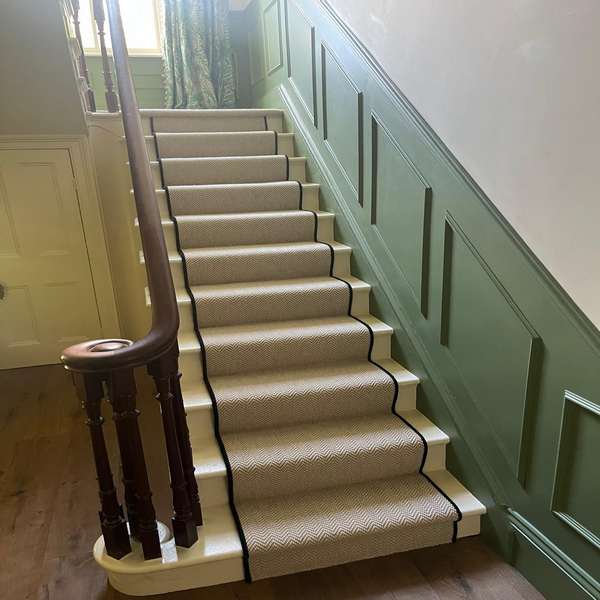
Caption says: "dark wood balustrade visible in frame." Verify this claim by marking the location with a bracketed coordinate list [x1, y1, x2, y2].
[62, 0, 201, 561]
[71, 0, 96, 111]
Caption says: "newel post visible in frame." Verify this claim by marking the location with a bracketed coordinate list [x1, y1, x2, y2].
[92, 0, 119, 112]
[72, 371, 131, 560]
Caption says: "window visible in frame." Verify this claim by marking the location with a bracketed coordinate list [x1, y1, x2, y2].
[79, 0, 163, 56]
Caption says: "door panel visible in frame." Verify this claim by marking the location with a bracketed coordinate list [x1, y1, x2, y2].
[0, 149, 102, 368]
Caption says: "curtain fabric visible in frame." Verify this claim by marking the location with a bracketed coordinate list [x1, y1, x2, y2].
[162, 0, 236, 109]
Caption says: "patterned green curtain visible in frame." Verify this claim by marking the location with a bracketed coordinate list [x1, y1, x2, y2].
[162, 0, 236, 109]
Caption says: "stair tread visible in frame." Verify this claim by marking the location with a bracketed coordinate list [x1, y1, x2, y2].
[137, 132, 294, 142]
[147, 156, 305, 165]
[147, 276, 369, 308]
[144, 240, 351, 265]
[181, 240, 350, 257]
[174, 209, 333, 222]
[141, 181, 319, 193]
[192, 409, 449, 481]
[224, 412, 449, 455]
[93, 470, 482, 573]
[140, 108, 283, 117]
[179, 356, 418, 411]
[237, 472, 459, 554]
[179, 314, 392, 353]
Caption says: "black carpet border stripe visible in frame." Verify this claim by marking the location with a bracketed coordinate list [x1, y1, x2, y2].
[315, 232, 463, 541]
[150, 116, 253, 581]
[274, 131, 278, 155]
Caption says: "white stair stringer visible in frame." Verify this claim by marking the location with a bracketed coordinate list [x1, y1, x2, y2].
[94, 110, 486, 596]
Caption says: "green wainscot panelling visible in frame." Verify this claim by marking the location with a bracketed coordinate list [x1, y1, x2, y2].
[86, 56, 165, 110]
[371, 112, 431, 316]
[242, 0, 600, 597]
[321, 41, 362, 204]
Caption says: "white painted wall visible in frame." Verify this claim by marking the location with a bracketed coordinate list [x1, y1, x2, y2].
[229, 0, 252, 11]
[0, 0, 88, 135]
[328, 0, 600, 328]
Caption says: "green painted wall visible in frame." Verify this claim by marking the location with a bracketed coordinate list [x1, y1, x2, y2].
[242, 0, 600, 597]
[86, 56, 165, 110]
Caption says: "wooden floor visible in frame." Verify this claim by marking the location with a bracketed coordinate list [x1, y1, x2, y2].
[0, 364, 545, 600]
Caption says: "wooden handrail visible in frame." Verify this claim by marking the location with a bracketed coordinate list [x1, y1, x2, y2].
[62, 0, 179, 373]
[62, 0, 200, 560]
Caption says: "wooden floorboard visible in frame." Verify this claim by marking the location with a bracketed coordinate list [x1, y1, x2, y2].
[0, 364, 545, 600]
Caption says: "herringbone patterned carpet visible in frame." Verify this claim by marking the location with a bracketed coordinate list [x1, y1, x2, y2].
[149, 110, 460, 581]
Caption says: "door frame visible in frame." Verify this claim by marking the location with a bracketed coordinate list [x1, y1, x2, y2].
[0, 134, 121, 342]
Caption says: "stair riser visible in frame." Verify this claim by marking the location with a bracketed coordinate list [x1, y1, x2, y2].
[194, 442, 447, 508]
[145, 185, 320, 219]
[141, 115, 284, 135]
[149, 159, 306, 188]
[141, 134, 295, 160]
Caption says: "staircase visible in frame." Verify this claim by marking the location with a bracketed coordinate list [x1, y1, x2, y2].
[94, 108, 485, 596]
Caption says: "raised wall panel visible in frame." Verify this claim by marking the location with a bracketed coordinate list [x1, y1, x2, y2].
[371, 112, 430, 315]
[440, 213, 541, 480]
[263, 0, 283, 75]
[0, 286, 40, 347]
[46, 282, 88, 343]
[285, 0, 317, 125]
[0, 167, 20, 257]
[248, 17, 265, 87]
[321, 42, 363, 204]
[552, 392, 600, 549]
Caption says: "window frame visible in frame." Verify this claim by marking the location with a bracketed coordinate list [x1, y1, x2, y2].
[81, 0, 163, 57]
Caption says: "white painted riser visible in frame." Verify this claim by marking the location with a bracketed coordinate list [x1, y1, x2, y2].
[141, 115, 284, 135]
[134, 133, 295, 161]
[146, 158, 307, 188]
[132, 183, 321, 220]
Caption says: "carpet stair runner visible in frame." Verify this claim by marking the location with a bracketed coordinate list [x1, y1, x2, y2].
[135, 108, 484, 583]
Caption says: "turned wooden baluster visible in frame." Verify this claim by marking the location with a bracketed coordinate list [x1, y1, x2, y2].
[108, 364, 161, 559]
[106, 375, 140, 541]
[92, 0, 119, 112]
[148, 354, 198, 547]
[71, 0, 96, 111]
[73, 371, 131, 560]
[169, 343, 203, 526]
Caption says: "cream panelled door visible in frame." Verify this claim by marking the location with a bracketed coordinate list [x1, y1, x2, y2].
[0, 149, 103, 369]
